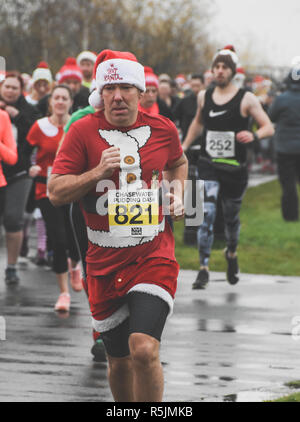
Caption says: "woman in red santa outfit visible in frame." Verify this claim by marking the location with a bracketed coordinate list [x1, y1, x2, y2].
[0, 109, 18, 217]
[27, 85, 83, 312]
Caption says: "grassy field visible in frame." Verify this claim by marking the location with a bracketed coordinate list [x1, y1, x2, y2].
[174, 180, 300, 276]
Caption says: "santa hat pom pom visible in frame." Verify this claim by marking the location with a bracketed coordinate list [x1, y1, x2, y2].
[37, 61, 49, 69]
[65, 57, 77, 66]
[88, 89, 103, 108]
[223, 44, 236, 52]
[144, 66, 154, 74]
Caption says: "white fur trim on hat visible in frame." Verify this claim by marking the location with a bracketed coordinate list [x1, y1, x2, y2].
[213, 49, 239, 64]
[32, 68, 52, 84]
[77, 51, 97, 65]
[127, 284, 174, 317]
[89, 88, 103, 108]
[89, 58, 145, 108]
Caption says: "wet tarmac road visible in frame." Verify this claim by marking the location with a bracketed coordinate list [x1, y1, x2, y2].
[0, 244, 300, 402]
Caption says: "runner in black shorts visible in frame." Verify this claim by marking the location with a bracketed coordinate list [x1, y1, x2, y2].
[182, 45, 274, 289]
[49, 50, 187, 402]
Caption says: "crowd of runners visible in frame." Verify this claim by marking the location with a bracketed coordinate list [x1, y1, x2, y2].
[0, 45, 299, 402]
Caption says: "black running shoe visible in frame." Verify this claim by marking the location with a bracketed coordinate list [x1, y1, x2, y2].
[91, 337, 107, 362]
[192, 269, 209, 290]
[224, 249, 239, 285]
[5, 267, 20, 285]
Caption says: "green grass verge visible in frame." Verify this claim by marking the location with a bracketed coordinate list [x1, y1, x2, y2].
[265, 381, 300, 402]
[174, 180, 300, 276]
[268, 392, 300, 402]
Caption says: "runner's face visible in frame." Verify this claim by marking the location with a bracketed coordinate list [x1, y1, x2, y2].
[190, 78, 204, 95]
[63, 79, 81, 95]
[212, 62, 233, 88]
[102, 83, 142, 127]
[0, 77, 22, 104]
[34, 80, 50, 98]
[140, 86, 158, 108]
[50, 87, 72, 117]
[79, 59, 94, 79]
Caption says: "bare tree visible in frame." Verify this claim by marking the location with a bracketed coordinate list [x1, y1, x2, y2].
[0, 0, 216, 76]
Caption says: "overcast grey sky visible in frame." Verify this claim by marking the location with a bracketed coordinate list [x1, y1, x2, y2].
[211, 0, 300, 68]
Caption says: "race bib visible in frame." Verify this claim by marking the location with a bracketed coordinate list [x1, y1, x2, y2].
[108, 189, 159, 237]
[206, 131, 235, 158]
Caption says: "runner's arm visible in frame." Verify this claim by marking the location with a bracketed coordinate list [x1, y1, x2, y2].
[237, 92, 274, 143]
[163, 153, 188, 220]
[181, 90, 205, 152]
[48, 146, 121, 206]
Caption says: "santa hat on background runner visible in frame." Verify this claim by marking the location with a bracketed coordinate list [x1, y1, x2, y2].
[89, 49, 146, 108]
[32, 61, 53, 85]
[76, 50, 97, 65]
[233, 66, 246, 88]
[56, 57, 83, 84]
[212, 45, 239, 76]
[175, 74, 186, 87]
[144, 66, 159, 88]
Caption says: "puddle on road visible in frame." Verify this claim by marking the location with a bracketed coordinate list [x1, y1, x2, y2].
[196, 319, 270, 335]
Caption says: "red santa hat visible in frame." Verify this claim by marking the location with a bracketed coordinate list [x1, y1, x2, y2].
[236, 66, 245, 74]
[175, 74, 186, 85]
[89, 49, 146, 108]
[57, 57, 83, 84]
[32, 61, 53, 84]
[144, 66, 159, 88]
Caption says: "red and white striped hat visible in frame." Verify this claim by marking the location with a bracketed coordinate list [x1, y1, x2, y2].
[57, 58, 83, 84]
[144, 66, 159, 88]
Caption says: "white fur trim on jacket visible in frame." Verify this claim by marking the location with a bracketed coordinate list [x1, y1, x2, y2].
[127, 283, 174, 317]
[87, 218, 165, 248]
[91, 284, 174, 333]
[92, 304, 129, 333]
[37, 117, 58, 137]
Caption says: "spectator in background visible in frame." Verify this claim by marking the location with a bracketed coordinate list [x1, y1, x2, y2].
[76, 51, 97, 89]
[0, 72, 40, 284]
[26, 62, 53, 106]
[170, 79, 180, 99]
[232, 67, 246, 89]
[174, 74, 204, 143]
[21, 73, 32, 96]
[203, 69, 214, 88]
[38, 57, 90, 116]
[27, 85, 82, 312]
[0, 109, 18, 218]
[173, 74, 204, 245]
[139, 67, 160, 114]
[269, 69, 300, 221]
[175, 74, 187, 98]
[56, 57, 89, 112]
[158, 79, 176, 121]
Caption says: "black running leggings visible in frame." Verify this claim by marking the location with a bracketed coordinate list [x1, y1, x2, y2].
[0, 186, 5, 221]
[38, 198, 79, 274]
[101, 292, 170, 358]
